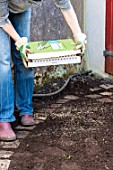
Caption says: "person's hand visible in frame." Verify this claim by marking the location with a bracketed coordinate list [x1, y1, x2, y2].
[73, 33, 87, 54]
[15, 37, 32, 68]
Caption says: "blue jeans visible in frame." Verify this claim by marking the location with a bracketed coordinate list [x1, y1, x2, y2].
[0, 8, 34, 122]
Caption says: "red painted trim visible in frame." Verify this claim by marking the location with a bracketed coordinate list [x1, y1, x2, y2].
[105, 0, 113, 74]
[106, 0, 113, 51]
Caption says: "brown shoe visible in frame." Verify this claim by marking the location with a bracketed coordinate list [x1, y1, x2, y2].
[0, 122, 16, 141]
[21, 115, 35, 126]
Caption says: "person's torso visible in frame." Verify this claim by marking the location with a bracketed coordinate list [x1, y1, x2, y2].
[8, 0, 68, 13]
[8, 0, 36, 13]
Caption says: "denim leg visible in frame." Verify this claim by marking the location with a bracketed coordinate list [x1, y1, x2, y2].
[10, 9, 34, 116]
[0, 28, 15, 122]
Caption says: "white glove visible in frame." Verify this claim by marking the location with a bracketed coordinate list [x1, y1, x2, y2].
[15, 37, 32, 68]
[73, 33, 87, 54]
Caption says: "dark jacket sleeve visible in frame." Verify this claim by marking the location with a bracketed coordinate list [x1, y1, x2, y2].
[54, 0, 72, 11]
[0, 0, 10, 27]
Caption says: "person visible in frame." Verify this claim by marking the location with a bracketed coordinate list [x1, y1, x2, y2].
[0, 0, 86, 141]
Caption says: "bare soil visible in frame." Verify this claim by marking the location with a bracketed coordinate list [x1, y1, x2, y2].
[9, 74, 113, 170]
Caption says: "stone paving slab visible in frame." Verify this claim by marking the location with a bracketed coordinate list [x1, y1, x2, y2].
[0, 159, 11, 170]
[34, 119, 43, 124]
[99, 92, 113, 96]
[34, 114, 47, 121]
[100, 84, 113, 90]
[90, 87, 101, 92]
[63, 95, 79, 100]
[15, 125, 35, 131]
[16, 131, 29, 139]
[96, 98, 113, 103]
[85, 94, 102, 99]
[0, 140, 20, 149]
[56, 99, 69, 104]
[0, 151, 14, 159]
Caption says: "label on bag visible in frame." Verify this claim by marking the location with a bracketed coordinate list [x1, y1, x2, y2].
[48, 40, 63, 50]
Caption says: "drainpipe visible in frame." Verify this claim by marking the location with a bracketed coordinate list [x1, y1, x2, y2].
[104, 0, 113, 74]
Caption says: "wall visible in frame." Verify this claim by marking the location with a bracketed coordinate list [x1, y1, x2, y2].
[31, 0, 84, 41]
[85, 0, 107, 77]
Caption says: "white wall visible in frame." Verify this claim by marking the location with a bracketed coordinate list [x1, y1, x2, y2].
[85, 0, 107, 76]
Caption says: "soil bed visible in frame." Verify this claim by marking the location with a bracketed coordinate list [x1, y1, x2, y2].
[9, 75, 113, 170]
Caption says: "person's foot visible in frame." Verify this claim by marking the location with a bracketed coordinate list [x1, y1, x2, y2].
[0, 122, 16, 141]
[21, 115, 35, 126]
